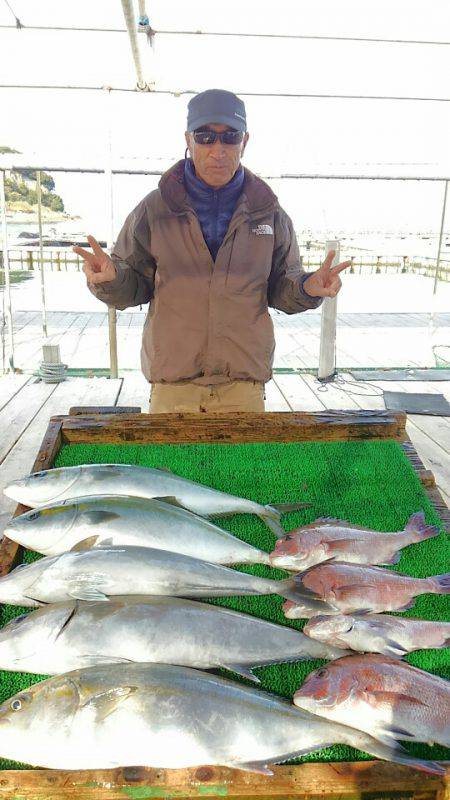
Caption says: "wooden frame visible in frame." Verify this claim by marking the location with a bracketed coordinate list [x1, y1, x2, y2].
[0, 409, 448, 799]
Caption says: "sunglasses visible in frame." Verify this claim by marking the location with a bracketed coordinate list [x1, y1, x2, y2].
[192, 128, 244, 146]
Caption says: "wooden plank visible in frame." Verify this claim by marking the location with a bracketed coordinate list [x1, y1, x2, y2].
[338, 373, 387, 411]
[264, 379, 291, 411]
[302, 374, 361, 410]
[272, 374, 326, 412]
[0, 415, 63, 578]
[0, 761, 446, 800]
[69, 406, 140, 415]
[0, 378, 122, 520]
[406, 418, 450, 508]
[0, 379, 57, 465]
[0, 373, 31, 413]
[116, 371, 151, 411]
[61, 410, 407, 445]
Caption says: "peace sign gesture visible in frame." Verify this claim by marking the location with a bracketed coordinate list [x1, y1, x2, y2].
[73, 235, 117, 285]
[303, 250, 352, 299]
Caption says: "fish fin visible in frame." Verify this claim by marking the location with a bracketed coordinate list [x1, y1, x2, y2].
[78, 654, 135, 667]
[405, 512, 440, 542]
[258, 513, 286, 539]
[369, 690, 428, 709]
[381, 551, 402, 565]
[54, 605, 77, 639]
[347, 732, 445, 776]
[269, 502, 311, 514]
[68, 585, 110, 602]
[277, 576, 332, 614]
[325, 538, 362, 554]
[429, 573, 450, 594]
[70, 536, 102, 552]
[381, 638, 409, 657]
[219, 664, 260, 683]
[396, 600, 416, 612]
[332, 584, 378, 603]
[382, 724, 417, 740]
[152, 495, 190, 510]
[82, 686, 138, 721]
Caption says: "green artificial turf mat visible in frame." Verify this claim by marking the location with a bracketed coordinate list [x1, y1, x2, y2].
[0, 438, 448, 770]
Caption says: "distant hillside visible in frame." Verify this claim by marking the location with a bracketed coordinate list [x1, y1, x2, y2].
[1, 145, 65, 216]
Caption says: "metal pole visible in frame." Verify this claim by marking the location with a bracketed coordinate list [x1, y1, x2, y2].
[121, 0, 148, 89]
[36, 171, 48, 337]
[318, 240, 340, 381]
[105, 89, 118, 379]
[0, 170, 15, 371]
[433, 179, 448, 294]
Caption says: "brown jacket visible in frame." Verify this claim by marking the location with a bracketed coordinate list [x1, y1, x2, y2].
[90, 160, 322, 384]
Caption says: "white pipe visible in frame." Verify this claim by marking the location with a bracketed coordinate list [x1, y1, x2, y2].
[0, 170, 15, 371]
[36, 171, 48, 337]
[318, 240, 340, 381]
[121, 0, 147, 89]
[433, 179, 448, 295]
[104, 89, 118, 379]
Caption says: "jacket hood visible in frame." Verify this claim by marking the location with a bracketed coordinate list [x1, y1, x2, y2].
[159, 159, 278, 216]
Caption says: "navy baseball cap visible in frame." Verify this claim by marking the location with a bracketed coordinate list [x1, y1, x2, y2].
[187, 89, 247, 133]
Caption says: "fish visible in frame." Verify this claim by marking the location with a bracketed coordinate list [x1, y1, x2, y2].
[0, 662, 443, 773]
[293, 654, 450, 748]
[4, 495, 272, 565]
[270, 512, 439, 571]
[303, 613, 450, 657]
[0, 545, 332, 612]
[282, 562, 450, 617]
[0, 596, 348, 678]
[3, 464, 308, 538]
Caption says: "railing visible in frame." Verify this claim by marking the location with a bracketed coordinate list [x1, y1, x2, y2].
[1, 248, 449, 281]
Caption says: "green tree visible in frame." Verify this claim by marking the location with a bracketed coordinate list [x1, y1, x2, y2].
[50, 195, 64, 212]
[0, 146, 20, 154]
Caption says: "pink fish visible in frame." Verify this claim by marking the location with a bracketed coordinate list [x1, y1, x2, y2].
[303, 613, 450, 657]
[270, 512, 439, 571]
[282, 562, 450, 617]
[293, 654, 450, 748]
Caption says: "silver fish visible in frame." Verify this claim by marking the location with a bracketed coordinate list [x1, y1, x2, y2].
[0, 546, 330, 612]
[304, 613, 450, 657]
[0, 596, 347, 678]
[3, 464, 307, 538]
[0, 663, 443, 773]
[270, 512, 439, 571]
[4, 495, 271, 565]
[294, 654, 450, 748]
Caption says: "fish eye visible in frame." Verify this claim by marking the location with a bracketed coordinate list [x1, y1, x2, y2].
[316, 668, 328, 678]
[28, 511, 41, 521]
[10, 699, 22, 711]
[31, 472, 46, 479]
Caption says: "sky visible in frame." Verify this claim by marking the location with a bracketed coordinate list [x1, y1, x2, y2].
[1, 0, 450, 236]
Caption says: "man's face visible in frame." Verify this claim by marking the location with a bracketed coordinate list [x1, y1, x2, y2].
[185, 123, 249, 188]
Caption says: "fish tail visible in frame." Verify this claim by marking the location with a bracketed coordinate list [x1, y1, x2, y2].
[347, 730, 445, 776]
[276, 575, 331, 614]
[405, 511, 440, 543]
[427, 573, 450, 595]
[261, 503, 310, 539]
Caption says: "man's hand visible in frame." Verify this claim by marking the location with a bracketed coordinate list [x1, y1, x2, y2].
[73, 235, 117, 285]
[303, 250, 352, 298]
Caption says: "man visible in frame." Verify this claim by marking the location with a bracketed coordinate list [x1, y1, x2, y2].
[75, 89, 350, 412]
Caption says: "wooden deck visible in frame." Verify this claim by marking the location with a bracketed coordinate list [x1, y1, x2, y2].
[0, 368, 448, 528]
